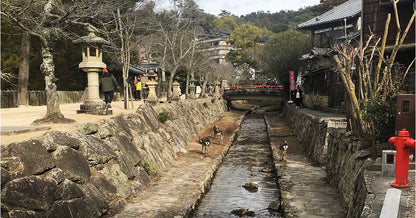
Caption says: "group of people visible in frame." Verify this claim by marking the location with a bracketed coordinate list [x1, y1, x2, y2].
[99, 68, 144, 108]
[99, 68, 144, 107]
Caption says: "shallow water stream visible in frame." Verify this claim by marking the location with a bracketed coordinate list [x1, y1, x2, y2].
[192, 112, 281, 217]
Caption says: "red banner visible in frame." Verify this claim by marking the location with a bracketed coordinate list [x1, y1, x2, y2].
[290, 71, 296, 91]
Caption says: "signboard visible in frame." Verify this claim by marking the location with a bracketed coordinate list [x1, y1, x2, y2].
[290, 71, 296, 91]
[221, 80, 228, 88]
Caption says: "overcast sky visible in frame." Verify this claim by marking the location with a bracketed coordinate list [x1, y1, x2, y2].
[154, 0, 321, 16]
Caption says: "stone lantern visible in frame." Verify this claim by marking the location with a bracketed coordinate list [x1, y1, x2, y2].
[74, 32, 111, 115]
[145, 69, 158, 104]
[172, 81, 180, 101]
[214, 81, 221, 96]
[189, 79, 196, 99]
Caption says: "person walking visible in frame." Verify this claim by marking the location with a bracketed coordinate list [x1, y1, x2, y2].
[295, 85, 302, 109]
[136, 79, 142, 100]
[100, 68, 119, 108]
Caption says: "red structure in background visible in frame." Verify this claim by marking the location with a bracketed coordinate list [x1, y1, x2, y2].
[224, 85, 283, 89]
[388, 129, 416, 188]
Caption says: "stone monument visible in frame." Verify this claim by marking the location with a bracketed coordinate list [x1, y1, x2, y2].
[74, 32, 111, 115]
[144, 70, 158, 104]
[172, 81, 180, 101]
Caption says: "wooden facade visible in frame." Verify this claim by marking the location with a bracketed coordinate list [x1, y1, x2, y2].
[362, 0, 415, 48]
[298, 0, 361, 109]
[362, 0, 415, 93]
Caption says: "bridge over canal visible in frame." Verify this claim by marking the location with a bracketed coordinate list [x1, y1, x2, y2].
[222, 85, 283, 102]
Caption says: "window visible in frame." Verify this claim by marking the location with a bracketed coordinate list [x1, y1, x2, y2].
[402, 100, 410, 113]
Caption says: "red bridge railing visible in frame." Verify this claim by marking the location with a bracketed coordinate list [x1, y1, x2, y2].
[223, 85, 283, 90]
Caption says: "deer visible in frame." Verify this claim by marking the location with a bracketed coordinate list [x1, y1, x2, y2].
[213, 124, 224, 144]
[198, 136, 211, 155]
[280, 139, 289, 162]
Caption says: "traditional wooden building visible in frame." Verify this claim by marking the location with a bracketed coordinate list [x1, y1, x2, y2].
[298, 0, 362, 109]
[362, 0, 415, 93]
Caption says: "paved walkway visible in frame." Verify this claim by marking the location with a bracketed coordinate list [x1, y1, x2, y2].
[265, 114, 345, 217]
[1, 101, 144, 145]
[363, 169, 415, 217]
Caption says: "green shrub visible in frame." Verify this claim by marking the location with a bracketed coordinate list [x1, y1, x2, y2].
[203, 102, 208, 108]
[158, 112, 170, 123]
[361, 93, 397, 141]
[143, 161, 156, 175]
[211, 98, 216, 103]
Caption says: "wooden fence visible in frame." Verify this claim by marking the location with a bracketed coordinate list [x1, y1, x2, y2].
[1, 90, 85, 108]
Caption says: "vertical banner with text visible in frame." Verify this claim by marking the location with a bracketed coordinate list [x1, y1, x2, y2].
[290, 71, 296, 91]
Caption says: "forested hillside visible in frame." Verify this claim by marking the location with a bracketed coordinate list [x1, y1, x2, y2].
[237, 0, 348, 33]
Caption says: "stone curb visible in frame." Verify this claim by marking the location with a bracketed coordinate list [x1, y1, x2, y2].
[1, 126, 51, 135]
[264, 116, 290, 216]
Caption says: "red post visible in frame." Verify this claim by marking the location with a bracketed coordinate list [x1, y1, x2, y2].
[388, 129, 416, 188]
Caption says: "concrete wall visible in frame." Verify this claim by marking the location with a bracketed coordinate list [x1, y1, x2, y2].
[1, 99, 226, 217]
[282, 105, 370, 217]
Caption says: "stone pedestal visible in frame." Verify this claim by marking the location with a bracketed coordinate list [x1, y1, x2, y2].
[172, 81, 180, 101]
[77, 68, 111, 115]
[146, 80, 158, 104]
[77, 100, 112, 115]
[79, 68, 102, 101]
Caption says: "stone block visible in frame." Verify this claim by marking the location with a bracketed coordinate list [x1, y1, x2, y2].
[75, 122, 98, 135]
[382, 150, 396, 177]
[380, 188, 401, 218]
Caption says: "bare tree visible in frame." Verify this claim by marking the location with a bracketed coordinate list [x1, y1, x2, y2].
[1, 0, 108, 124]
[332, 0, 415, 136]
[150, 0, 202, 100]
[100, 2, 154, 109]
[1, 0, 147, 121]
[17, 32, 30, 106]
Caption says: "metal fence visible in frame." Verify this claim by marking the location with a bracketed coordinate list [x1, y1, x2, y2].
[1, 90, 85, 108]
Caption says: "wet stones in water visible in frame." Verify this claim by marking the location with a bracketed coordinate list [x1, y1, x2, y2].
[260, 168, 273, 173]
[268, 200, 281, 211]
[242, 181, 258, 192]
[231, 208, 255, 217]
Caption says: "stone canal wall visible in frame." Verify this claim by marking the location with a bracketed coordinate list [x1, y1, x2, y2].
[282, 105, 370, 217]
[1, 99, 226, 217]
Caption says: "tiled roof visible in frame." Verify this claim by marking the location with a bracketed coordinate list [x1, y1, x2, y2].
[298, 0, 361, 29]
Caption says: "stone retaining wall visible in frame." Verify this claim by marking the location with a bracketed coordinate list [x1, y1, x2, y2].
[1, 98, 226, 217]
[282, 106, 330, 165]
[282, 105, 370, 217]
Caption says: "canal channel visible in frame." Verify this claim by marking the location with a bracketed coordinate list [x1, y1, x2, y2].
[192, 111, 282, 217]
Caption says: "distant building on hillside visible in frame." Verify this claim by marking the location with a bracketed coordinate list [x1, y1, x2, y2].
[198, 32, 233, 64]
